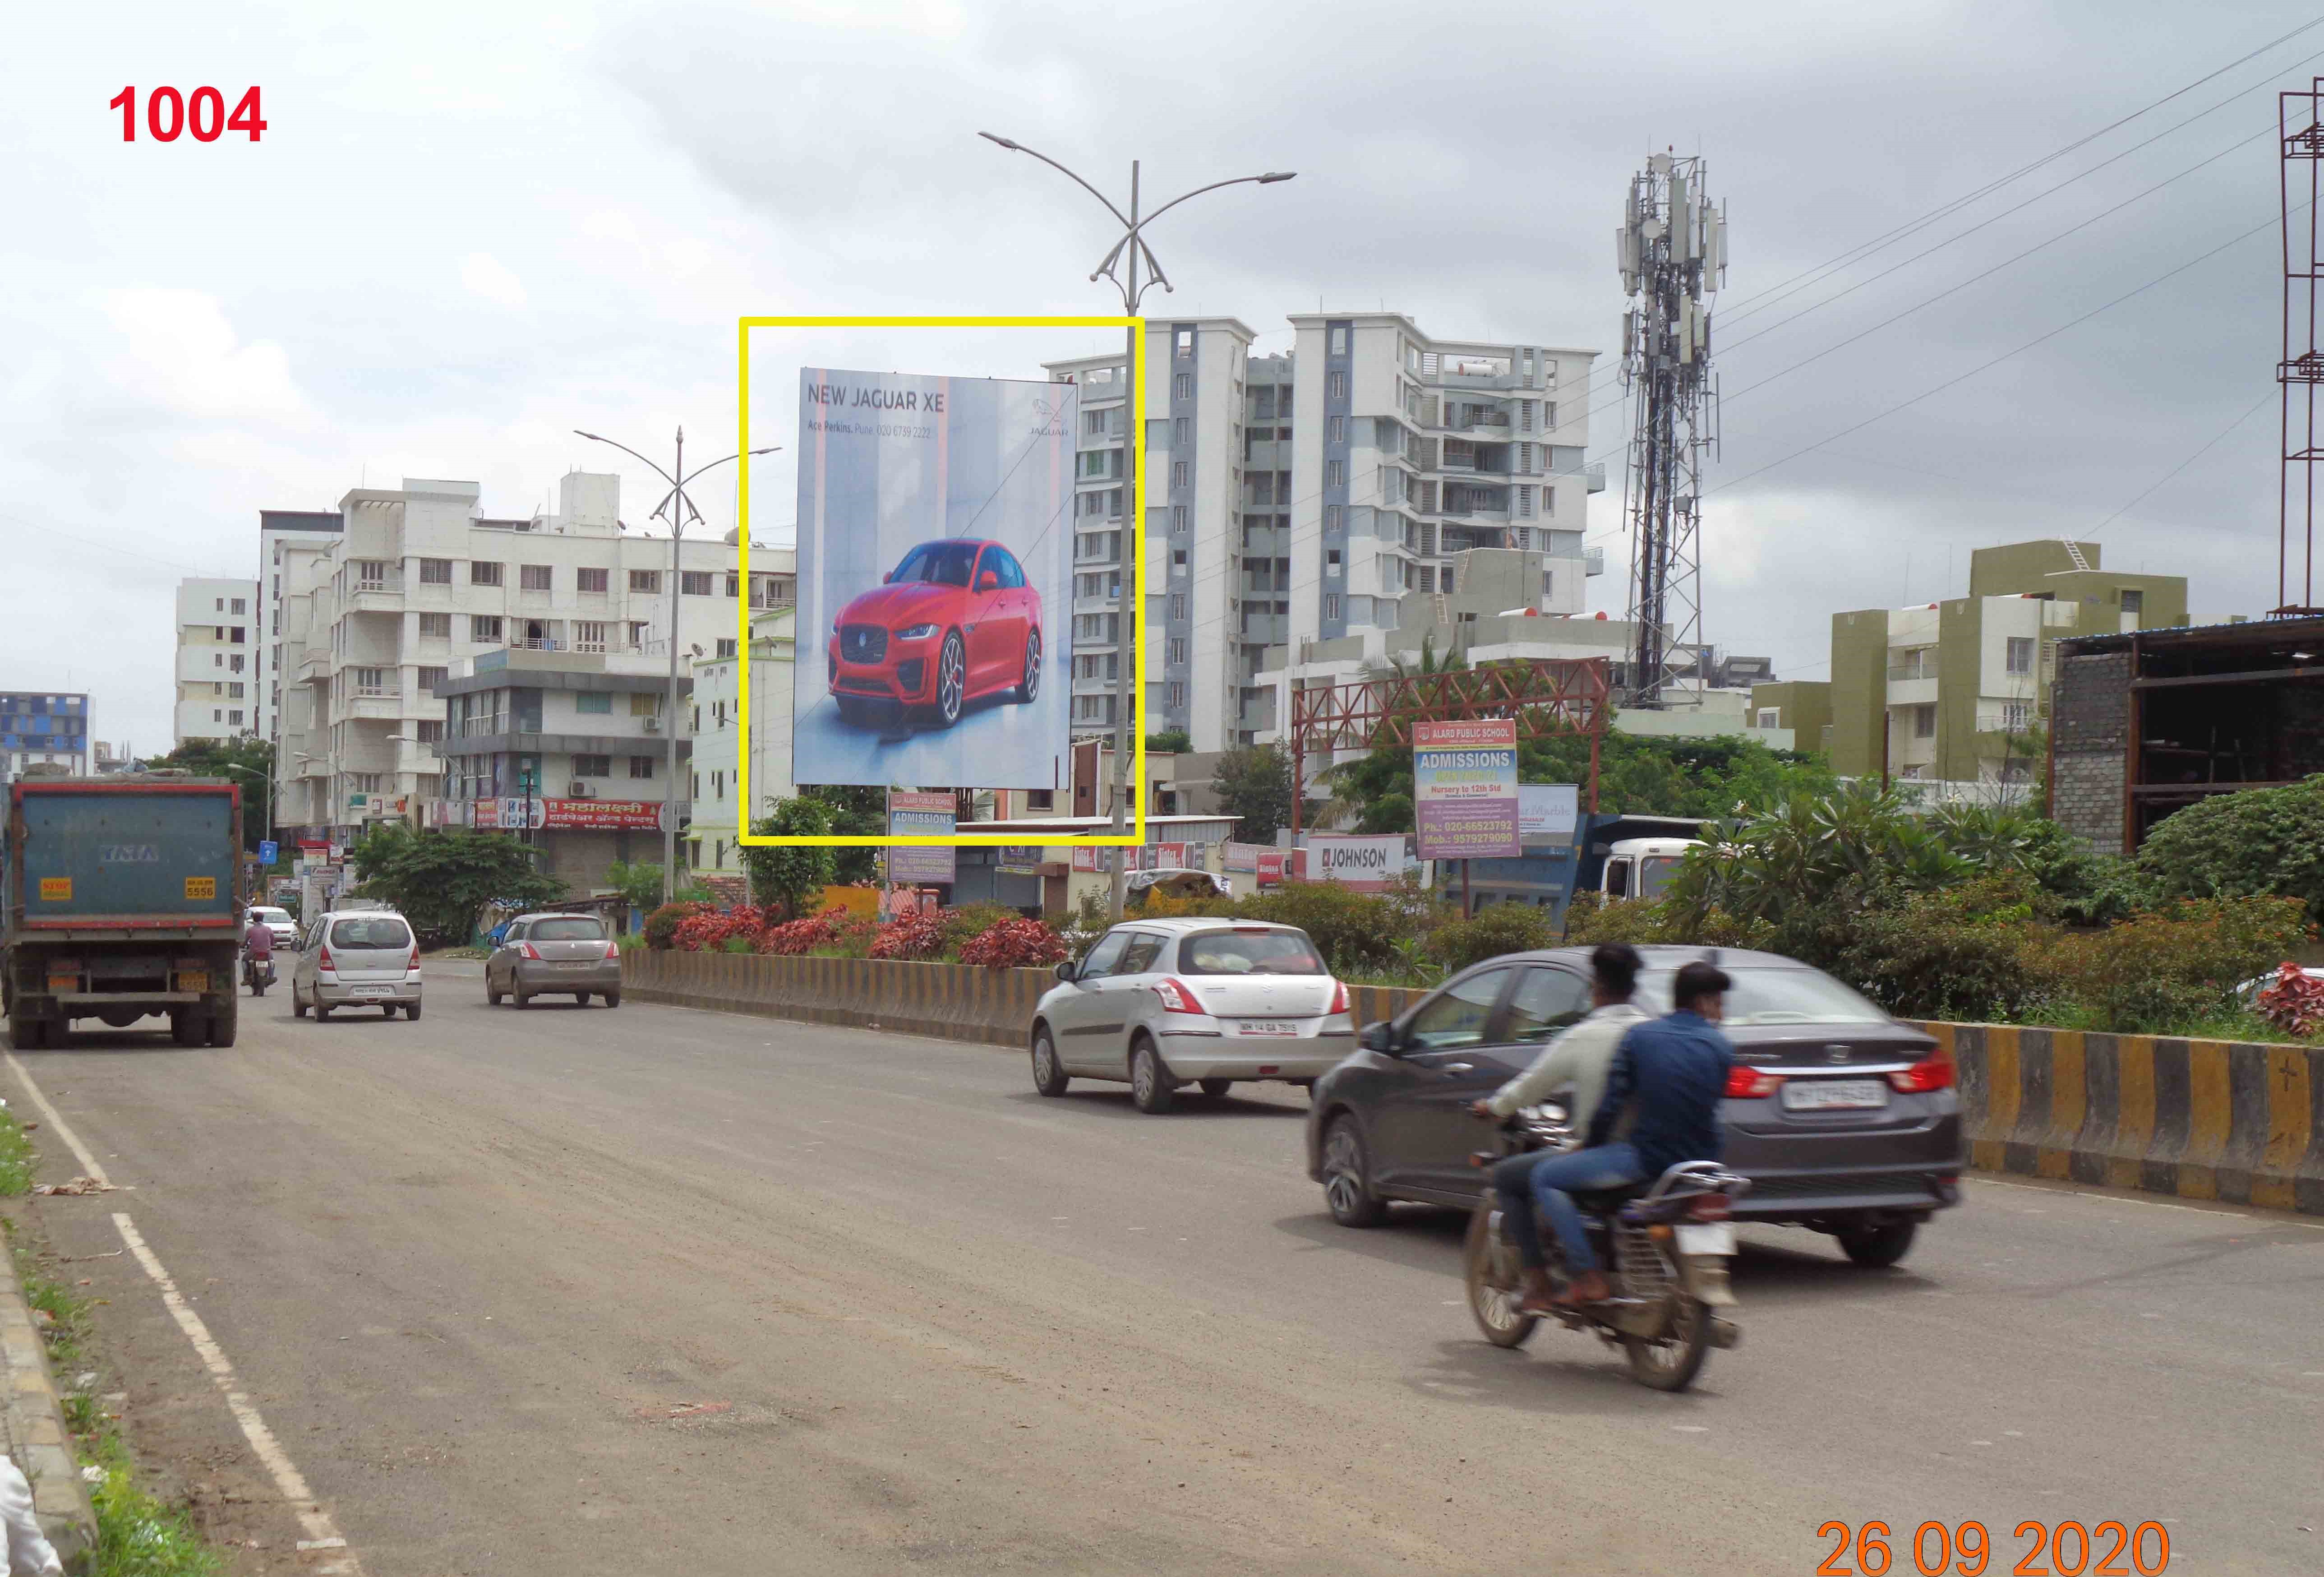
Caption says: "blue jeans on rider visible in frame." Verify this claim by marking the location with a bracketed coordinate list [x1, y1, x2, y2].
[1528, 1142, 1644, 1276]
[1490, 1152, 1558, 1269]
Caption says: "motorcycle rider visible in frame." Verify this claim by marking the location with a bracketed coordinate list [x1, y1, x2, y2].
[1470, 943, 1649, 1318]
[242, 909, 276, 990]
[1531, 959, 1735, 1309]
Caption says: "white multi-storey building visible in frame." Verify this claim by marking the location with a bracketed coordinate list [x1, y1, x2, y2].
[687, 604, 799, 877]
[171, 578, 260, 745]
[1045, 313, 1603, 752]
[257, 510, 344, 743]
[271, 472, 793, 846]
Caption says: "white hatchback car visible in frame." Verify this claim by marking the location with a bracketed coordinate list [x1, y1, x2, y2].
[292, 909, 424, 1022]
[1029, 918, 1354, 1113]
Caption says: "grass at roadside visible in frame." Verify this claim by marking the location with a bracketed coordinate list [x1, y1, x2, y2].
[9, 1216, 223, 1576]
[0, 1106, 36, 1198]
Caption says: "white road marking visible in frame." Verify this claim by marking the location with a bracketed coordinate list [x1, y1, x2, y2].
[111, 1213, 362, 1570]
[1, 1050, 111, 1186]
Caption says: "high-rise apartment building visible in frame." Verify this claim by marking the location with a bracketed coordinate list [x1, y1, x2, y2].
[171, 577, 260, 745]
[269, 472, 786, 845]
[1045, 313, 1603, 752]
[0, 693, 89, 783]
[257, 510, 344, 743]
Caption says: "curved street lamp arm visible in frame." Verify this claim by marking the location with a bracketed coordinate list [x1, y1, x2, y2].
[678, 445, 782, 488]
[1141, 172, 1290, 227]
[572, 430, 676, 486]
[978, 134, 1131, 230]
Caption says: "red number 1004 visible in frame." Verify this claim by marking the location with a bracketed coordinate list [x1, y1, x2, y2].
[109, 87, 266, 143]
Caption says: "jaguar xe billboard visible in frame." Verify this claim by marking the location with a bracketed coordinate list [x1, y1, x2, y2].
[793, 368, 1077, 791]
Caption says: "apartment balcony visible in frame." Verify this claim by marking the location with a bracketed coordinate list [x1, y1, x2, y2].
[1583, 546, 1606, 576]
[342, 692, 403, 721]
[1548, 456, 1608, 494]
[296, 649, 330, 684]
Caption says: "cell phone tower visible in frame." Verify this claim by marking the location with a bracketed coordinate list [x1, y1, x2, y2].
[1618, 151, 1727, 704]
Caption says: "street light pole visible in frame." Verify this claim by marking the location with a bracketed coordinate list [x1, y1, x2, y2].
[575, 428, 781, 906]
[978, 132, 1293, 918]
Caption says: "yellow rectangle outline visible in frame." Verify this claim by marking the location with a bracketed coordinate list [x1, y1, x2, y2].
[735, 315, 1147, 847]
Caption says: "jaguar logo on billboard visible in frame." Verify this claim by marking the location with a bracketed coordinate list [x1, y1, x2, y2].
[793, 369, 1077, 791]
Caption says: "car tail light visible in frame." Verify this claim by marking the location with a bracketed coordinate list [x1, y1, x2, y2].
[1688, 1193, 1732, 1222]
[1888, 1043, 1955, 1093]
[1725, 1064, 1782, 1098]
[317, 947, 335, 974]
[1151, 977, 1207, 1015]
[603, 941, 621, 961]
[407, 946, 421, 973]
[520, 941, 543, 961]
[1327, 979, 1348, 1015]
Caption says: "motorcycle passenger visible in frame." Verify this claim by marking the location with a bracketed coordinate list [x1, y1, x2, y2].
[243, 911, 275, 985]
[1470, 943, 1648, 1318]
[1532, 960, 1736, 1309]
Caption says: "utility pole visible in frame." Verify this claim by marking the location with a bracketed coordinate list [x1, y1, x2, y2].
[978, 133, 1294, 916]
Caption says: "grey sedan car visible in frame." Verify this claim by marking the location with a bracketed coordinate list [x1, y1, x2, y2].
[485, 913, 623, 1008]
[1305, 946, 1964, 1267]
[1029, 918, 1355, 1113]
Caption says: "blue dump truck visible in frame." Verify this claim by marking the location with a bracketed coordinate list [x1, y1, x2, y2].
[2, 776, 244, 1048]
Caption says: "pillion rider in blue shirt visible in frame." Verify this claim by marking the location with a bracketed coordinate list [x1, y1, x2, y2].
[1528, 960, 1735, 1308]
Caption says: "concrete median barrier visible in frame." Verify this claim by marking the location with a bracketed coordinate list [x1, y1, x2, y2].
[619, 949, 1053, 1049]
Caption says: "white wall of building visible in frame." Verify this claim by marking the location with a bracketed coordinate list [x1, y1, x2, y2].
[172, 577, 259, 745]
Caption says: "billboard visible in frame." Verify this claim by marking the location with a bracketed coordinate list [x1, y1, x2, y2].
[793, 368, 1076, 791]
[886, 791, 957, 884]
[1305, 834, 1410, 892]
[1518, 784, 1581, 843]
[1411, 719, 1521, 861]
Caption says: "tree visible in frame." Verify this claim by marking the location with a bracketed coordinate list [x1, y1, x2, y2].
[1212, 745, 1296, 846]
[147, 736, 276, 849]
[740, 796, 835, 917]
[799, 785, 884, 885]
[346, 826, 564, 947]
[604, 860, 706, 912]
[1145, 729, 1192, 754]
[2137, 775, 2324, 924]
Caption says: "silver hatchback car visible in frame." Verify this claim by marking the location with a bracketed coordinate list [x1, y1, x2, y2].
[292, 910, 423, 1022]
[1030, 918, 1354, 1113]
[485, 912, 623, 1008]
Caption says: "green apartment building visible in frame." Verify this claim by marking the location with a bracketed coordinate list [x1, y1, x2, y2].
[1815, 541, 2186, 783]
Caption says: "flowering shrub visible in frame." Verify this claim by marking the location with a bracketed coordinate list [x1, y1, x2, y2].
[869, 910, 950, 961]
[672, 904, 775, 952]
[644, 902, 709, 951]
[758, 906, 850, 956]
[958, 917, 1070, 969]
[2256, 962, 2324, 1037]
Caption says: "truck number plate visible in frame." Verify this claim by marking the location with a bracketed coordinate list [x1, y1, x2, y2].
[37, 879, 70, 902]
[184, 877, 217, 900]
[175, 972, 208, 994]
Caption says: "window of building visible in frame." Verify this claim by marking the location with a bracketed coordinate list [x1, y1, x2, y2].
[1328, 372, 1346, 401]
[1171, 548, 1187, 572]
[1323, 594, 1341, 621]
[627, 622, 649, 647]
[1542, 570, 1555, 601]
[469, 615, 503, 642]
[470, 561, 504, 587]
[680, 571, 714, 596]
[1167, 638, 1186, 664]
[628, 755, 658, 779]
[418, 665, 447, 692]
[629, 692, 660, 717]
[1914, 704, 1937, 739]
[1170, 461, 1188, 489]
[629, 569, 660, 593]
[577, 566, 609, 594]
[230, 654, 245, 673]
[1543, 402, 1557, 427]
[2120, 588, 2144, 614]
[2001, 701, 2030, 732]
[418, 558, 454, 585]
[1173, 416, 1190, 447]
[1167, 593, 1186, 620]
[1517, 486, 1534, 518]
[1171, 505, 1187, 535]
[230, 597, 246, 615]
[212, 708, 222, 723]
[1167, 682, 1185, 709]
[1329, 326, 1347, 355]
[575, 691, 613, 714]
[572, 754, 612, 777]
[352, 667, 387, 696]
[1173, 374, 1191, 401]
[418, 611, 451, 639]
[230, 626, 246, 643]
[716, 637, 738, 659]
[415, 719, 444, 744]
[1329, 416, 1346, 443]
[348, 772, 383, 795]
[2005, 636, 2034, 676]
[1757, 709, 1780, 729]
[520, 564, 553, 591]
[1327, 460, 1346, 487]
[1083, 410, 1108, 436]
[1025, 789, 1054, 810]
[213, 597, 223, 612]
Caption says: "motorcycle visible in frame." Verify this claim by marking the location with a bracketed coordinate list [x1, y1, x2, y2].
[243, 953, 276, 998]
[1463, 1103, 1749, 1392]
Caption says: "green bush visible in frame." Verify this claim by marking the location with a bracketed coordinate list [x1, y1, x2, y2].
[643, 901, 706, 951]
[2136, 775, 2324, 924]
[1835, 878, 2051, 1022]
[1236, 881, 1427, 976]
[1426, 903, 1558, 973]
[2032, 896, 2312, 1034]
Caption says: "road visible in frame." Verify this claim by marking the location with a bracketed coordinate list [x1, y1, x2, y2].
[4, 967, 2319, 1576]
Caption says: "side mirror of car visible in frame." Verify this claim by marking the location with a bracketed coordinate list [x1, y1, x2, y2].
[1054, 959, 1079, 984]
[881, 571, 894, 584]
[1359, 1021, 1398, 1055]
[978, 570, 1000, 591]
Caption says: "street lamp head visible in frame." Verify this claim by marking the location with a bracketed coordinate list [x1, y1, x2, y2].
[750, 446, 783, 456]
[1259, 171, 1297, 183]
[978, 131, 1021, 151]
[574, 430, 601, 441]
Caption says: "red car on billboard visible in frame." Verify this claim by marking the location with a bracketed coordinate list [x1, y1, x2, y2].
[827, 539, 1043, 728]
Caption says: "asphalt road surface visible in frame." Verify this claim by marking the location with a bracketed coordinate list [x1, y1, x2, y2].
[5, 968, 2319, 1576]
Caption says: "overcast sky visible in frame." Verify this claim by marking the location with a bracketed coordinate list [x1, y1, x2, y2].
[5, 0, 2318, 751]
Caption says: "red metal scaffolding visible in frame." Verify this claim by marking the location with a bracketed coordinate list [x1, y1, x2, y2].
[1284, 657, 1612, 842]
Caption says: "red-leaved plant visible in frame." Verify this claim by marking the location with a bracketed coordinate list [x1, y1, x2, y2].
[957, 917, 1070, 969]
[2255, 961, 2324, 1038]
[869, 911, 950, 961]
[757, 906, 852, 956]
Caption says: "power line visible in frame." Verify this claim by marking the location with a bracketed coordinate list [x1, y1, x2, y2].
[2085, 392, 2275, 539]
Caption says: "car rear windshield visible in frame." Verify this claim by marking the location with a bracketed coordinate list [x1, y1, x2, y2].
[1635, 967, 1886, 1026]
[329, 917, 412, 950]
[1177, 929, 1326, 976]
[529, 918, 606, 941]
[251, 909, 290, 923]
[889, 541, 979, 588]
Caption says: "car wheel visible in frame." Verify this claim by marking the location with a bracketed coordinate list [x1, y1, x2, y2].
[1320, 1114, 1388, 1227]
[406, 1001, 423, 1022]
[315, 1001, 332, 1023]
[604, 991, 621, 1008]
[1198, 1078, 1233, 1100]
[1130, 1037, 1176, 1114]
[1015, 628, 1041, 703]
[486, 975, 502, 1006]
[291, 985, 308, 1019]
[933, 632, 966, 726]
[1836, 1219, 1918, 1268]
[514, 989, 530, 1010]
[1030, 1026, 1069, 1097]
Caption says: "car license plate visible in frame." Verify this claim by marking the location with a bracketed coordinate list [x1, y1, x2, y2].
[1237, 1020, 1299, 1037]
[1675, 1222, 1734, 1256]
[353, 986, 393, 998]
[1781, 1078, 1889, 1111]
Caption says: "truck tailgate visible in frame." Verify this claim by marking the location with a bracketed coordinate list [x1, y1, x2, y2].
[11, 785, 240, 930]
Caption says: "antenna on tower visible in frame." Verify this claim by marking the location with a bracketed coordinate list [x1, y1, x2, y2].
[1618, 148, 1726, 705]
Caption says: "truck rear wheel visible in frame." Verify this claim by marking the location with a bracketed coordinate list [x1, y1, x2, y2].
[171, 1010, 201, 1046]
[7, 1014, 45, 1051]
[206, 993, 237, 1048]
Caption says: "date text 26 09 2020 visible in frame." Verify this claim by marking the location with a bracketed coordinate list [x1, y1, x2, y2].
[1815, 1519, 2172, 1576]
